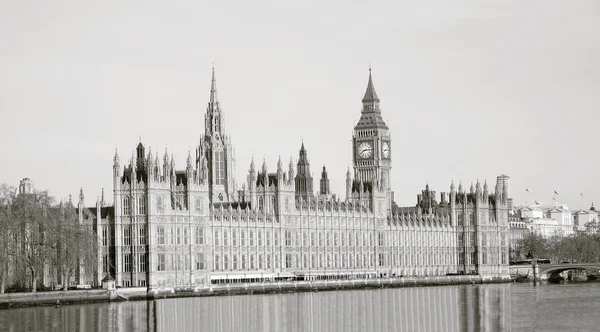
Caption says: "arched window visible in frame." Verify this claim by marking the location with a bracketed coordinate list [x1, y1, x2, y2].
[123, 196, 131, 215]
[138, 196, 146, 214]
[157, 196, 164, 212]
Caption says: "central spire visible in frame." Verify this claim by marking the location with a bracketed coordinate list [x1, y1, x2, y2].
[209, 65, 218, 104]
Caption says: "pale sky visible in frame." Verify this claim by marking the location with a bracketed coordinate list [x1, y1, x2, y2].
[1, 0, 599, 209]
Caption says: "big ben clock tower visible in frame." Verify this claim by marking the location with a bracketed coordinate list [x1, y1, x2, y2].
[352, 68, 392, 208]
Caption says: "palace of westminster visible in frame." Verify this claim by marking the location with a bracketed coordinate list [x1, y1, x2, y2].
[69, 68, 510, 290]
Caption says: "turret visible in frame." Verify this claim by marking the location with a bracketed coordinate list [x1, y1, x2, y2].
[319, 165, 330, 196]
[346, 167, 352, 200]
[136, 141, 145, 172]
[288, 157, 294, 186]
[483, 180, 489, 200]
[261, 158, 268, 184]
[155, 153, 161, 181]
[163, 148, 169, 178]
[113, 149, 121, 179]
[186, 150, 193, 181]
[78, 188, 84, 207]
[277, 156, 284, 183]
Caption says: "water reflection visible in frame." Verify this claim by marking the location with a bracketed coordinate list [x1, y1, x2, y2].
[0, 284, 512, 332]
[153, 285, 511, 332]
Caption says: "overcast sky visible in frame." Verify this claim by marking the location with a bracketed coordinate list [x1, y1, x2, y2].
[1, 0, 598, 209]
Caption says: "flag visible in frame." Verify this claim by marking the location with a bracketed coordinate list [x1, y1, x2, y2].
[581, 193, 584, 198]
[526, 188, 530, 193]
[554, 190, 559, 195]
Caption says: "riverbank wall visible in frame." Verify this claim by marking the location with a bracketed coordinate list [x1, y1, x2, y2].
[0, 275, 511, 309]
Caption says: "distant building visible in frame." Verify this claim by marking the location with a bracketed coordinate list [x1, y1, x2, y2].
[572, 204, 598, 231]
[508, 212, 529, 260]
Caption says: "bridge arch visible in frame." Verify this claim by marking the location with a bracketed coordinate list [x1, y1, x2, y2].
[539, 263, 600, 280]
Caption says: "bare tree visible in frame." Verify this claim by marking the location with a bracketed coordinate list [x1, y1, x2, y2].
[11, 191, 55, 292]
[0, 184, 17, 293]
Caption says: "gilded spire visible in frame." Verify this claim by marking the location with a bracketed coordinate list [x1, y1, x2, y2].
[362, 67, 380, 103]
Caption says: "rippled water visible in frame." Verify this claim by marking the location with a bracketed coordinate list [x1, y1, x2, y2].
[2, 282, 600, 332]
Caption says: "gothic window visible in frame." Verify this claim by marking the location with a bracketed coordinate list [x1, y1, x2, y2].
[232, 231, 237, 246]
[124, 225, 131, 246]
[214, 150, 226, 185]
[176, 228, 181, 245]
[157, 226, 165, 245]
[195, 197, 202, 213]
[233, 255, 238, 270]
[139, 254, 147, 272]
[214, 255, 220, 271]
[241, 254, 247, 269]
[158, 254, 166, 271]
[157, 196, 164, 213]
[196, 227, 204, 245]
[224, 255, 229, 270]
[138, 196, 146, 215]
[285, 254, 292, 268]
[183, 228, 188, 245]
[123, 196, 131, 215]
[102, 226, 108, 246]
[241, 231, 246, 246]
[250, 254, 255, 269]
[214, 230, 219, 246]
[196, 253, 205, 270]
[139, 226, 146, 245]
[123, 254, 131, 272]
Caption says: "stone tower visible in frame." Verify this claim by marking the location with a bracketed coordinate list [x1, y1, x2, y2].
[294, 142, 314, 200]
[18, 178, 34, 195]
[352, 68, 392, 211]
[199, 67, 237, 203]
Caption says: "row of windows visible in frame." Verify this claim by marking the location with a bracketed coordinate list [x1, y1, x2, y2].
[123, 225, 147, 246]
[122, 253, 147, 273]
[122, 196, 146, 215]
[152, 251, 468, 273]
[154, 226, 499, 249]
[157, 253, 205, 271]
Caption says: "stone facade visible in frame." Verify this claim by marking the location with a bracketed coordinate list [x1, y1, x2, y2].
[84, 68, 510, 290]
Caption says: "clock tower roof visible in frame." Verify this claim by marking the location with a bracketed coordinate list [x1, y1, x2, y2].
[355, 68, 388, 130]
[362, 68, 380, 103]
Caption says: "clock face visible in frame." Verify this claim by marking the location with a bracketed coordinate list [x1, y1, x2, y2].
[382, 142, 390, 158]
[358, 142, 373, 158]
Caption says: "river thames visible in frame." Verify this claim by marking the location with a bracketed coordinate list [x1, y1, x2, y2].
[1, 282, 600, 332]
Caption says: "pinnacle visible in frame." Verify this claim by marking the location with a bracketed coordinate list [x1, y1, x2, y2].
[362, 67, 380, 102]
